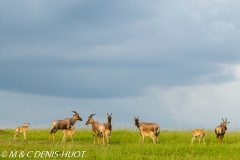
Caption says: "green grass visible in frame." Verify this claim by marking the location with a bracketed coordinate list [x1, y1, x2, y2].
[0, 128, 240, 159]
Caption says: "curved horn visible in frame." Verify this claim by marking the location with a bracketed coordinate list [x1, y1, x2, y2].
[89, 114, 95, 118]
[72, 111, 79, 115]
[107, 113, 109, 116]
[222, 118, 224, 122]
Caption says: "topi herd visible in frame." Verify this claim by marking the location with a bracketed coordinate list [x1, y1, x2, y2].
[13, 111, 230, 145]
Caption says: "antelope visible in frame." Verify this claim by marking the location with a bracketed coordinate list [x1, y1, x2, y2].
[86, 114, 105, 145]
[191, 129, 205, 145]
[62, 126, 75, 143]
[14, 123, 30, 140]
[104, 128, 111, 145]
[215, 118, 230, 144]
[103, 113, 113, 131]
[138, 125, 157, 144]
[133, 116, 160, 144]
[49, 111, 82, 141]
[103, 113, 113, 144]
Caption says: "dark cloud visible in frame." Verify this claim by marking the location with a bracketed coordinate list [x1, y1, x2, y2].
[0, 0, 240, 99]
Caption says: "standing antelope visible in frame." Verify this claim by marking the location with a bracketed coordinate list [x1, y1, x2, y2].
[215, 118, 230, 144]
[138, 125, 157, 144]
[104, 128, 111, 145]
[62, 126, 75, 143]
[103, 113, 113, 144]
[133, 116, 160, 144]
[86, 114, 105, 145]
[103, 113, 113, 131]
[191, 129, 205, 145]
[14, 123, 30, 140]
[49, 111, 82, 142]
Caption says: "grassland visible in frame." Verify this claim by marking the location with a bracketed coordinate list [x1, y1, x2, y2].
[0, 128, 240, 160]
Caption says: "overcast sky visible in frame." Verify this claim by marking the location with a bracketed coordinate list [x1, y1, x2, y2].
[1, 0, 240, 130]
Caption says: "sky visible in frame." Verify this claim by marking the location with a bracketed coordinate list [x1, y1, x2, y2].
[1, 0, 240, 130]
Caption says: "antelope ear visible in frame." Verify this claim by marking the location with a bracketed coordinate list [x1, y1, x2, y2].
[111, 116, 114, 118]
[106, 116, 108, 118]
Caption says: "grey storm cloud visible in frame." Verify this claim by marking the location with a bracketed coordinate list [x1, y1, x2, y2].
[1, 0, 240, 99]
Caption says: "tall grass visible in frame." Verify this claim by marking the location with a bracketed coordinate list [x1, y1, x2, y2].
[0, 128, 240, 159]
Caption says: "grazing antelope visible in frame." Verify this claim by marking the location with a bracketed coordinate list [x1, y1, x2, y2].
[133, 116, 160, 144]
[62, 126, 75, 143]
[86, 114, 105, 145]
[191, 129, 205, 145]
[49, 111, 82, 142]
[103, 113, 113, 144]
[215, 118, 230, 144]
[14, 123, 30, 140]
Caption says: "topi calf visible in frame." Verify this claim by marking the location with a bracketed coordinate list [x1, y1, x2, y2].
[14, 123, 30, 140]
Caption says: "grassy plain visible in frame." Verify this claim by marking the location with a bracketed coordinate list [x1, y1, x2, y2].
[0, 128, 240, 160]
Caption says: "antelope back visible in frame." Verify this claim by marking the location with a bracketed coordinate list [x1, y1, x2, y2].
[192, 129, 204, 137]
[139, 126, 154, 136]
[140, 122, 159, 132]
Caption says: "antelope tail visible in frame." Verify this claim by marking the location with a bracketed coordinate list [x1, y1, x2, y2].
[50, 123, 60, 134]
[154, 127, 160, 136]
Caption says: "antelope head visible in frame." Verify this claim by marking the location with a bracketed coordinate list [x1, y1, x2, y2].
[133, 116, 140, 127]
[86, 114, 96, 125]
[72, 111, 82, 121]
[221, 118, 230, 130]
